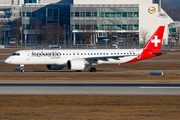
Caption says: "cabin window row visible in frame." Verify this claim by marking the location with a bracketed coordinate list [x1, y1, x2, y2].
[61, 52, 136, 56]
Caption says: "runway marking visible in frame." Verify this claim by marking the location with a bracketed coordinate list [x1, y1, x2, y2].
[140, 87, 180, 89]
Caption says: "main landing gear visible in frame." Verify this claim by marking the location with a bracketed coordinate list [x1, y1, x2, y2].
[88, 64, 96, 72]
[89, 67, 96, 72]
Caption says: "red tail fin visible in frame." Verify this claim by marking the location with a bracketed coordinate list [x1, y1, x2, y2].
[143, 26, 165, 52]
[125, 26, 165, 63]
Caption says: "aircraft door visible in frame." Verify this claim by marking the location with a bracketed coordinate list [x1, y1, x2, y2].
[26, 50, 31, 60]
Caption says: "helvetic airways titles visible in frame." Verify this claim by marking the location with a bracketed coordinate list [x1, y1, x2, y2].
[32, 51, 61, 57]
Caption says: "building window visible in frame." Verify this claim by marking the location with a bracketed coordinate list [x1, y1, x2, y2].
[22, 12, 25, 17]
[128, 12, 133, 17]
[71, 12, 74, 17]
[80, 12, 85, 17]
[93, 12, 98, 17]
[23, 12, 31, 17]
[105, 12, 111, 17]
[134, 12, 139, 17]
[128, 25, 133, 30]
[133, 25, 139, 30]
[75, 25, 79, 29]
[24, 0, 37, 3]
[75, 12, 79, 17]
[86, 12, 91, 17]
[111, 12, 116, 17]
[122, 12, 127, 17]
[48, 9, 58, 19]
[32, 12, 36, 17]
[122, 25, 127, 30]
[116, 12, 121, 17]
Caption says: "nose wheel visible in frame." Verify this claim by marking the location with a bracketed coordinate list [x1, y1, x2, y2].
[19, 64, 25, 72]
[20, 68, 25, 72]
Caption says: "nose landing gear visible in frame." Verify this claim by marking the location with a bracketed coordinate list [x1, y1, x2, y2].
[20, 68, 25, 72]
[19, 64, 25, 73]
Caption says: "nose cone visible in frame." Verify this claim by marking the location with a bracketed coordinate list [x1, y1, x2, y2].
[4, 57, 11, 64]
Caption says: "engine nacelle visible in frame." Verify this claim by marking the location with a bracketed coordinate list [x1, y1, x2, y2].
[46, 64, 64, 70]
[67, 59, 85, 70]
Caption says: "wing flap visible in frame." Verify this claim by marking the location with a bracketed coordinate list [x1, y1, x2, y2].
[85, 55, 125, 63]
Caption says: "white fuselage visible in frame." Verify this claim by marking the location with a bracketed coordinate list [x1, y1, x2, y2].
[5, 49, 143, 66]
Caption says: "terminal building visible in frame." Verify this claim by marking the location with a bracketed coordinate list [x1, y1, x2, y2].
[168, 21, 180, 45]
[0, 0, 174, 48]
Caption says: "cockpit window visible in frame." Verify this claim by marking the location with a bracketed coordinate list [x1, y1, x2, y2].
[11, 53, 15, 56]
[16, 53, 20, 56]
[11, 53, 20, 56]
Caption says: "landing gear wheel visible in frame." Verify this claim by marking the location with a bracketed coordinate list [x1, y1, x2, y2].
[21, 68, 25, 73]
[89, 68, 96, 72]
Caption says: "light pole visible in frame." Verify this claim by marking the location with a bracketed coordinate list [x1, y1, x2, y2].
[68, 25, 70, 48]
[20, 26, 22, 46]
[4, 25, 5, 47]
[63, 24, 66, 48]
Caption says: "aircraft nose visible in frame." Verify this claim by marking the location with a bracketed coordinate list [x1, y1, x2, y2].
[4, 57, 11, 64]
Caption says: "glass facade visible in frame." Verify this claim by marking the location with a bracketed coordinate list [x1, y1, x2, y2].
[169, 28, 176, 33]
[22, 4, 70, 29]
[24, 0, 37, 3]
[20, 4, 140, 47]
[153, 0, 158, 4]
[21, 4, 70, 45]
[71, 4, 139, 31]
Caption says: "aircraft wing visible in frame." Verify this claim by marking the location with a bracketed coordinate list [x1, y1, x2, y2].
[84, 55, 128, 63]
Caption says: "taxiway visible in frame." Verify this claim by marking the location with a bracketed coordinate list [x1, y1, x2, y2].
[0, 82, 180, 95]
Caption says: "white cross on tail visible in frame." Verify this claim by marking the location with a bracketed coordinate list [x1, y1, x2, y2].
[151, 36, 160, 47]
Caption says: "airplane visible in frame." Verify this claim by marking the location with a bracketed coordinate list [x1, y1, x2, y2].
[4, 26, 165, 72]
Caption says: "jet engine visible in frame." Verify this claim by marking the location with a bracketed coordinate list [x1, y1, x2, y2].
[67, 59, 85, 71]
[46, 64, 64, 70]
